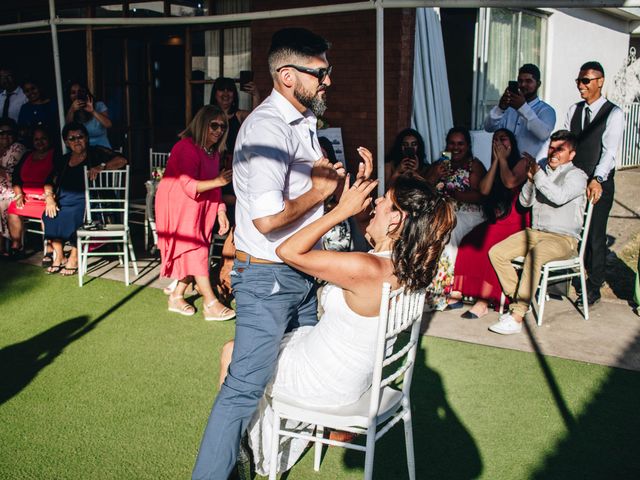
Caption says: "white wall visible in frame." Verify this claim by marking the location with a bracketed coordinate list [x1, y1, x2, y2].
[543, 8, 630, 130]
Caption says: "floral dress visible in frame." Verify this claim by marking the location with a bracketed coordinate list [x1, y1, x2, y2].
[428, 158, 485, 310]
[0, 142, 27, 238]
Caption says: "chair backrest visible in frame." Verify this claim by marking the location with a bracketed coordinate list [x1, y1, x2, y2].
[149, 148, 170, 178]
[368, 283, 426, 421]
[577, 200, 595, 261]
[83, 166, 130, 224]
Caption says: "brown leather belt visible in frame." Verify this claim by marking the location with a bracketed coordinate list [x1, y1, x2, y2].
[235, 250, 280, 265]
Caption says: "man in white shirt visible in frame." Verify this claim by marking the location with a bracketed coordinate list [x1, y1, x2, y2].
[192, 28, 345, 480]
[484, 64, 556, 159]
[565, 61, 624, 306]
[0, 68, 27, 123]
[488, 130, 587, 335]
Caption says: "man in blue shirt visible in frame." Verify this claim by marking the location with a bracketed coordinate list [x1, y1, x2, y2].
[484, 64, 556, 160]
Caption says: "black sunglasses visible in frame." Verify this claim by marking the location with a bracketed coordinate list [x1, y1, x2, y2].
[209, 121, 227, 132]
[575, 76, 602, 85]
[276, 64, 332, 84]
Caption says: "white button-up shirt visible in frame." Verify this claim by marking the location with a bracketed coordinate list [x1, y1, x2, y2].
[484, 97, 556, 160]
[233, 89, 323, 262]
[0, 87, 28, 123]
[563, 96, 624, 181]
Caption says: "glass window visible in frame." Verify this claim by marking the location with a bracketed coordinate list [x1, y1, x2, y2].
[473, 8, 546, 128]
[96, 4, 124, 17]
[170, 2, 207, 17]
[129, 2, 164, 17]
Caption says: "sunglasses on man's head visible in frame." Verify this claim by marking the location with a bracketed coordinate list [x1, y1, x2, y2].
[276, 64, 333, 84]
[0, 129, 15, 136]
[575, 77, 602, 85]
[209, 121, 227, 132]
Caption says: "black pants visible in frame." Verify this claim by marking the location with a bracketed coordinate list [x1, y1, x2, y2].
[585, 177, 614, 289]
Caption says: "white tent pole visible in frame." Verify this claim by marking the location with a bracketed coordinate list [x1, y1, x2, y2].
[48, 0, 65, 151]
[376, 1, 385, 195]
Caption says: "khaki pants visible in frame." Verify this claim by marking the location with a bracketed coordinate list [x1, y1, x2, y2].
[489, 228, 578, 318]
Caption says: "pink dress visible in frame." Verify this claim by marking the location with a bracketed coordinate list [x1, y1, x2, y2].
[155, 138, 226, 279]
[7, 149, 55, 219]
[453, 190, 530, 309]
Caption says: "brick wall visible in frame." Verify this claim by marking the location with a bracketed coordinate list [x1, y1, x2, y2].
[250, 5, 415, 176]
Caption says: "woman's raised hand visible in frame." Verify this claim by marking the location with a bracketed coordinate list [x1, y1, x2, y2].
[334, 175, 378, 219]
[492, 139, 510, 162]
[356, 147, 374, 180]
[84, 95, 95, 113]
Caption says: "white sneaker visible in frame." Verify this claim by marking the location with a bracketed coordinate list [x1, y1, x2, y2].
[488, 313, 523, 335]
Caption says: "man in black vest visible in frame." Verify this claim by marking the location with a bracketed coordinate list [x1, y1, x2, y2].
[565, 61, 624, 305]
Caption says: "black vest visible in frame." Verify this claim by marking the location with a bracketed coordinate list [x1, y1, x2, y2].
[569, 100, 616, 179]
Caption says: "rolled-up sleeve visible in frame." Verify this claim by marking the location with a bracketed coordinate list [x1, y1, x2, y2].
[244, 121, 292, 220]
[170, 142, 200, 200]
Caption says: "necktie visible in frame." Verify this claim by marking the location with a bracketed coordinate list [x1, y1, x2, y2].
[583, 106, 591, 130]
[1, 91, 12, 119]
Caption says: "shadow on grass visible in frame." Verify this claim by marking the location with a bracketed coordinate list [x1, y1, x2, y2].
[341, 340, 483, 479]
[0, 272, 158, 406]
[530, 328, 640, 479]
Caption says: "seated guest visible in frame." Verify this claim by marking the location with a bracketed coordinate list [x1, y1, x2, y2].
[424, 126, 487, 310]
[42, 122, 127, 275]
[384, 128, 427, 184]
[0, 118, 27, 256]
[217, 175, 455, 475]
[452, 129, 530, 318]
[488, 130, 588, 334]
[18, 79, 58, 136]
[7, 127, 55, 258]
[65, 81, 112, 148]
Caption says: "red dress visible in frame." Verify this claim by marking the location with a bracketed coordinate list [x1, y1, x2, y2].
[155, 138, 226, 279]
[453, 190, 530, 308]
[7, 149, 55, 219]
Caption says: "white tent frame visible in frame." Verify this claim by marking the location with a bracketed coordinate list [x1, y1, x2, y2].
[2, 0, 640, 192]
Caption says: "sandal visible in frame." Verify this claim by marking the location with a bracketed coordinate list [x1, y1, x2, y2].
[42, 252, 54, 268]
[204, 300, 235, 322]
[47, 263, 65, 275]
[60, 266, 78, 276]
[168, 295, 196, 317]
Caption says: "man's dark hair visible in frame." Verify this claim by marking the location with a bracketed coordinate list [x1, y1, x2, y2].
[550, 129, 577, 150]
[580, 61, 605, 76]
[519, 64, 541, 82]
[268, 28, 329, 74]
[62, 121, 89, 140]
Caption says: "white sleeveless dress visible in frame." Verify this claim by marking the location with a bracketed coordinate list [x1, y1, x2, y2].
[247, 252, 389, 475]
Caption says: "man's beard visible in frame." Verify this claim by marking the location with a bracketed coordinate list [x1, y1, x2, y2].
[294, 85, 327, 117]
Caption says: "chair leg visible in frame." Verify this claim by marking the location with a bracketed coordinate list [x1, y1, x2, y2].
[314, 425, 324, 472]
[580, 264, 590, 321]
[403, 411, 416, 480]
[123, 236, 130, 286]
[77, 237, 83, 287]
[268, 413, 281, 480]
[144, 208, 149, 251]
[499, 292, 506, 314]
[128, 232, 139, 276]
[537, 268, 549, 327]
[363, 426, 377, 480]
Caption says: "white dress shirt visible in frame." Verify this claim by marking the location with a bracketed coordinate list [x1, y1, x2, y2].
[0, 86, 28, 123]
[484, 97, 556, 160]
[519, 160, 588, 239]
[233, 89, 323, 262]
[564, 96, 624, 181]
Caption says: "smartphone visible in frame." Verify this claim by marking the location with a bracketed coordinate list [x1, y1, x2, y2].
[402, 146, 416, 159]
[239, 70, 254, 91]
[77, 90, 87, 102]
[508, 81, 519, 94]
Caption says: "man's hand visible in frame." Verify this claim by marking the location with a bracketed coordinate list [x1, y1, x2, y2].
[524, 153, 538, 182]
[311, 157, 342, 200]
[587, 179, 603, 204]
[509, 89, 526, 109]
[498, 89, 510, 110]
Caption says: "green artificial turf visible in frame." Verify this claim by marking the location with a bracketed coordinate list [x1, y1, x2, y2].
[1, 262, 639, 479]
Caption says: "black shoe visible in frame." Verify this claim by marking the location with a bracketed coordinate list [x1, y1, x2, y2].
[234, 434, 255, 480]
[578, 287, 601, 306]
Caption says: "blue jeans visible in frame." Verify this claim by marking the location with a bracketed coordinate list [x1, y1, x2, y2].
[192, 258, 318, 480]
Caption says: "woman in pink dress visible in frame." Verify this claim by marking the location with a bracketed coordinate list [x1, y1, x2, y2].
[452, 128, 530, 318]
[155, 105, 234, 321]
[7, 127, 55, 258]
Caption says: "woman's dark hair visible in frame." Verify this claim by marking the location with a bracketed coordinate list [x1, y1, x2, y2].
[61, 121, 89, 140]
[209, 77, 239, 114]
[386, 128, 426, 167]
[389, 174, 456, 291]
[483, 128, 522, 223]
[445, 126, 473, 159]
[0, 117, 18, 134]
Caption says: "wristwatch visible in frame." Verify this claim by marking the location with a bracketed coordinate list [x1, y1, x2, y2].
[595, 175, 604, 184]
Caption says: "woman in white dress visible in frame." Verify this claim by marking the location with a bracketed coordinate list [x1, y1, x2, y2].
[218, 173, 456, 476]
